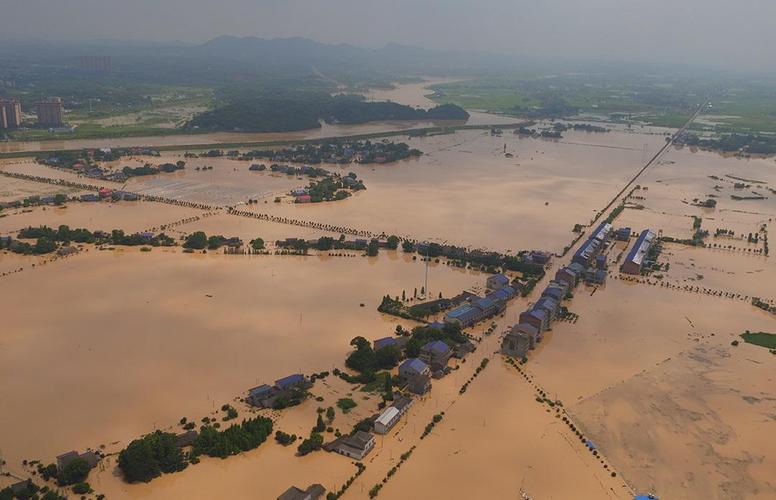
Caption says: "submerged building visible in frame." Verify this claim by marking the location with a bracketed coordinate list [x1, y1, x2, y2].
[621, 229, 656, 275]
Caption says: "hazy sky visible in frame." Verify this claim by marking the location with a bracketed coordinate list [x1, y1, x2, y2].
[2, 0, 775, 71]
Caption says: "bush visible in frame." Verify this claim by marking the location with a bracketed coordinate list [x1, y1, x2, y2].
[72, 482, 91, 495]
[58, 458, 92, 486]
[118, 431, 186, 483]
[337, 398, 357, 413]
[275, 430, 297, 446]
[297, 433, 324, 456]
[192, 416, 273, 459]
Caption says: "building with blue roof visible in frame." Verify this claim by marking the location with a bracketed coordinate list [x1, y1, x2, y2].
[542, 285, 564, 302]
[513, 322, 540, 347]
[621, 229, 656, 275]
[247, 373, 311, 408]
[420, 340, 452, 371]
[572, 222, 612, 266]
[398, 358, 432, 394]
[501, 329, 532, 358]
[535, 296, 560, 321]
[519, 308, 548, 333]
[373, 337, 397, 351]
[275, 373, 306, 390]
[487, 285, 516, 303]
[486, 273, 510, 291]
[399, 358, 429, 377]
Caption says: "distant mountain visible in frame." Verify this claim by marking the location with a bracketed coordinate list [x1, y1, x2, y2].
[189, 36, 510, 76]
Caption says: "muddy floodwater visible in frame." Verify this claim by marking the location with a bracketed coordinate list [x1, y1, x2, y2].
[0, 82, 774, 500]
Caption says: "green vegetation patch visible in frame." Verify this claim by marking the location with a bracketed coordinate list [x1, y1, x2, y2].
[740, 331, 776, 349]
[336, 398, 358, 413]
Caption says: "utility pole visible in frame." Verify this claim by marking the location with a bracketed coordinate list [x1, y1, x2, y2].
[424, 254, 429, 299]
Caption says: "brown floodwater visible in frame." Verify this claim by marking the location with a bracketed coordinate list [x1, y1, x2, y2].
[237, 127, 668, 253]
[0, 250, 481, 468]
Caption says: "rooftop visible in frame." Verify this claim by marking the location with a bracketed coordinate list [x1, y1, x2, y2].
[275, 373, 305, 389]
[400, 357, 429, 374]
[422, 340, 451, 355]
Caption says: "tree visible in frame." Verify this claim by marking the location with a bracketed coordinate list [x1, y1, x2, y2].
[326, 406, 335, 422]
[386, 235, 400, 250]
[346, 343, 376, 373]
[375, 345, 401, 369]
[34, 236, 57, 254]
[176, 160, 186, 169]
[72, 483, 91, 495]
[315, 414, 326, 433]
[366, 239, 379, 256]
[53, 193, 68, 205]
[316, 236, 334, 251]
[59, 458, 91, 485]
[297, 433, 323, 456]
[250, 237, 265, 250]
[384, 373, 392, 393]
[118, 430, 186, 483]
[402, 240, 414, 253]
[183, 231, 208, 250]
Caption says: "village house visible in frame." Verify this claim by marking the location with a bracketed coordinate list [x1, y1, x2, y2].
[534, 296, 560, 322]
[174, 430, 198, 448]
[247, 373, 311, 408]
[373, 336, 397, 351]
[519, 308, 548, 333]
[444, 294, 506, 328]
[585, 267, 608, 285]
[486, 273, 510, 291]
[329, 431, 375, 460]
[572, 222, 612, 266]
[615, 227, 632, 241]
[486, 285, 516, 304]
[527, 250, 552, 265]
[621, 229, 656, 275]
[374, 396, 414, 434]
[277, 484, 326, 500]
[513, 322, 540, 348]
[79, 193, 100, 202]
[398, 358, 432, 395]
[501, 330, 531, 358]
[554, 266, 579, 287]
[542, 284, 565, 302]
[419, 340, 452, 371]
[56, 449, 99, 472]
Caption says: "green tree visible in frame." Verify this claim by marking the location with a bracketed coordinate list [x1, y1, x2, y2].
[366, 239, 379, 256]
[53, 193, 68, 205]
[375, 345, 401, 369]
[183, 231, 208, 250]
[118, 430, 186, 483]
[386, 235, 400, 250]
[34, 236, 57, 254]
[401, 240, 414, 252]
[59, 458, 91, 485]
[315, 414, 326, 432]
[297, 432, 323, 456]
[250, 237, 265, 250]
